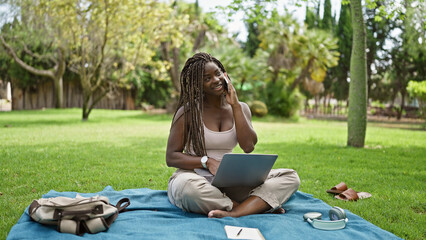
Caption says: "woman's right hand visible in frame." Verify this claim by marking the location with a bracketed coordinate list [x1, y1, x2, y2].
[206, 158, 221, 176]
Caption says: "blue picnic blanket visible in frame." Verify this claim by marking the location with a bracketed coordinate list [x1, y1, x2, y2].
[7, 186, 401, 239]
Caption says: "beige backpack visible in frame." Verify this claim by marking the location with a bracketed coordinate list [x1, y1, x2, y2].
[29, 194, 130, 235]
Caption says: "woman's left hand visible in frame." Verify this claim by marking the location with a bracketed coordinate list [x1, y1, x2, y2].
[224, 73, 239, 107]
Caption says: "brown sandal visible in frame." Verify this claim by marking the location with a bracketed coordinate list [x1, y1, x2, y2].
[335, 188, 372, 201]
[326, 182, 348, 194]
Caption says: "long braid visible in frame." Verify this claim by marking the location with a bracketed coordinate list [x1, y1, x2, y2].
[172, 52, 227, 156]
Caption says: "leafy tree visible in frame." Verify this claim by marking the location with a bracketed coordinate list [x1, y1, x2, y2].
[2, 0, 187, 120]
[245, 20, 261, 57]
[364, 1, 394, 105]
[0, 23, 47, 92]
[0, 3, 66, 108]
[259, 13, 339, 88]
[332, 2, 352, 101]
[321, 0, 333, 30]
[160, 1, 192, 94]
[303, 1, 352, 110]
[305, 6, 317, 29]
[218, 0, 283, 56]
[257, 13, 339, 116]
[315, 1, 322, 28]
[388, 0, 425, 120]
[0, 37, 65, 108]
[0, 41, 11, 99]
[160, 0, 222, 96]
[318, 0, 335, 110]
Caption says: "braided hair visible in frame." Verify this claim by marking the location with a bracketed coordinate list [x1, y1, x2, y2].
[173, 52, 227, 156]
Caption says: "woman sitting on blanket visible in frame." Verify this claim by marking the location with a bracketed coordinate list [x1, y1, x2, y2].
[166, 52, 300, 218]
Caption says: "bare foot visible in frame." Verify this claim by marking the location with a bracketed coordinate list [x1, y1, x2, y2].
[271, 207, 285, 214]
[208, 208, 284, 218]
[208, 210, 233, 218]
[209, 196, 274, 218]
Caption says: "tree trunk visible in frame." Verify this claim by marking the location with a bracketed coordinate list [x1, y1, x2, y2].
[53, 47, 66, 108]
[396, 89, 406, 120]
[314, 96, 319, 114]
[290, 58, 314, 91]
[82, 108, 89, 121]
[347, 0, 367, 148]
[171, 47, 180, 92]
[160, 42, 181, 92]
[82, 92, 91, 121]
[53, 77, 63, 109]
[0, 35, 65, 108]
[271, 70, 279, 84]
[192, 29, 206, 52]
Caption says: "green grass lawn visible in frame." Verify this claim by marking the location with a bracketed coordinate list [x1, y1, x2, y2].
[1, 109, 425, 239]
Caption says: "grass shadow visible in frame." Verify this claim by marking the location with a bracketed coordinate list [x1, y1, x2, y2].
[301, 115, 425, 131]
[0, 109, 173, 128]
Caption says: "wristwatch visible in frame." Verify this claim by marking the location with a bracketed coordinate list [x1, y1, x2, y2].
[201, 156, 208, 169]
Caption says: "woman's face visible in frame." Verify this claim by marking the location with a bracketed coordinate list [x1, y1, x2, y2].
[202, 61, 226, 96]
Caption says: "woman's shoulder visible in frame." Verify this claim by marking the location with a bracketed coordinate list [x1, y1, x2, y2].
[239, 101, 249, 109]
[238, 101, 251, 116]
[172, 106, 185, 125]
[173, 105, 198, 125]
[175, 106, 185, 116]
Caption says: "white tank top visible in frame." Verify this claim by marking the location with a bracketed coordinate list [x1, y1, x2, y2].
[203, 123, 238, 161]
[174, 107, 238, 161]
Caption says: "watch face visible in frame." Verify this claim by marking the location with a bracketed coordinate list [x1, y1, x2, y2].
[201, 156, 208, 168]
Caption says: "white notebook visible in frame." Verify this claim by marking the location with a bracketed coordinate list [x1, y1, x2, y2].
[224, 225, 265, 240]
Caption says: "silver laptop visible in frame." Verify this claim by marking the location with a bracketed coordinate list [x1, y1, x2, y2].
[194, 153, 278, 187]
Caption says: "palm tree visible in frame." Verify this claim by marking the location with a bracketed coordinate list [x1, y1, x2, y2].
[258, 15, 339, 92]
[289, 29, 339, 91]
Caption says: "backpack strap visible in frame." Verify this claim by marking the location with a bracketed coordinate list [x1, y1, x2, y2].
[115, 198, 130, 212]
[53, 205, 104, 219]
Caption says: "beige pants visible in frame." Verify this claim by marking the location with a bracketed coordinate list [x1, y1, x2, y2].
[167, 168, 300, 215]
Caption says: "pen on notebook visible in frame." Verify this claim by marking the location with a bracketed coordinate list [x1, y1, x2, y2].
[236, 228, 243, 236]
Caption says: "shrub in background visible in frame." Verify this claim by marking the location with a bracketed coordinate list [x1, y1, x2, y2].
[249, 100, 268, 117]
[130, 69, 172, 109]
[407, 80, 426, 120]
[264, 81, 303, 118]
